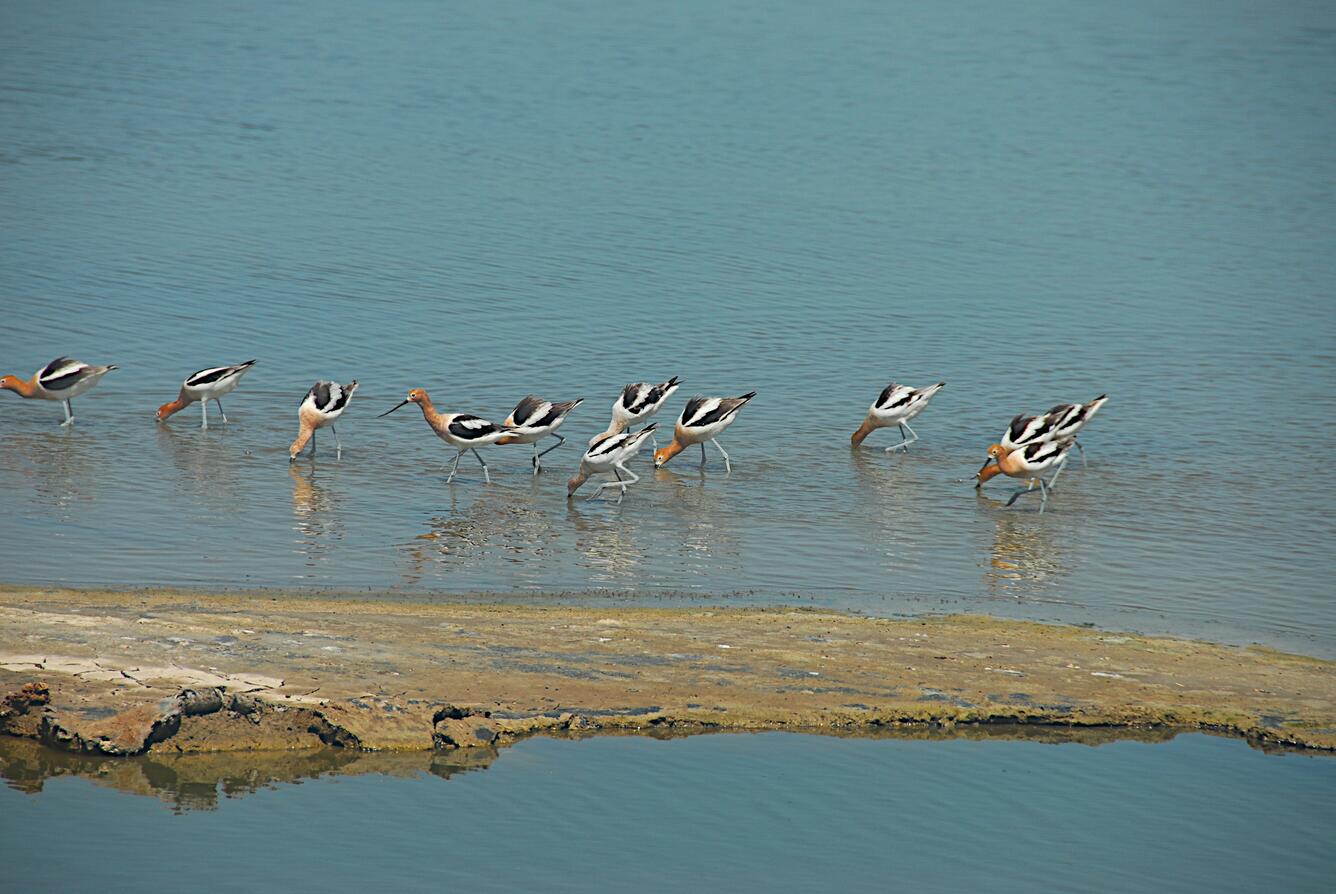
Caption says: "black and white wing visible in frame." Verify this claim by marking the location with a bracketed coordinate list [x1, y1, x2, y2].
[186, 359, 256, 388]
[875, 383, 914, 412]
[37, 357, 91, 392]
[509, 395, 582, 431]
[620, 377, 679, 416]
[681, 392, 755, 429]
[448, 415, 509, 442]
[306, 380, 357, 413]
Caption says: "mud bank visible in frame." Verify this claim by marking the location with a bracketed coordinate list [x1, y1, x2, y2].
[2, 588, 1334, 757]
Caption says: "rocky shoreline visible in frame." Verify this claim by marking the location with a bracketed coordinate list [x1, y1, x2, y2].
[2, 587, 1334, 759]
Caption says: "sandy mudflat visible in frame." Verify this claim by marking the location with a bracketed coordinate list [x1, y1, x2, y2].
[2, 587, 1333, 756]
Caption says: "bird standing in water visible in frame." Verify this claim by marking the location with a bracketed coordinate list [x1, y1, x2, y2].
[850, 382, 945, 452]
[568, 423, 658, 502]
[595, 376, 681, 448]
[379, 388, 521, 484]
[1, 357, 118, 426]
[976, 439, 1076, 513]
[157, 360, 257, 429]
[495, 394, 584, 473]
[653, 392, 756, 472]
[289, 380, 358, 460]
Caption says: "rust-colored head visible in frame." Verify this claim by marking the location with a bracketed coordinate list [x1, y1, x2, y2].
[653, 440, 685, 468]
[985, 443, 1004, 460]
[976, 444, 1006, 487]
[0, 375, 21, 393]
[156, 394, 190, 421]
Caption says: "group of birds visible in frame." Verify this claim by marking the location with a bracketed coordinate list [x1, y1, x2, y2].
[1, 357, 1106, 510]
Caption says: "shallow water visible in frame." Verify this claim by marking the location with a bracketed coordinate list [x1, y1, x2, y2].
[2, 732, 1333, 892]
[1, 1, 1334, 655]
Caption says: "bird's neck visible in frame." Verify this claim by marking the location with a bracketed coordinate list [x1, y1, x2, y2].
[2, 375, 39, 398]
[159, 391, 192, 419]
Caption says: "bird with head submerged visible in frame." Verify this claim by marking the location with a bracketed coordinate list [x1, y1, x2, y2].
[653, 391, 756, 473]
[289, 380, 358, 461]
[157, 360, 257, 429]
[1, 357, 118, 426]
[567, 422, 658, 502]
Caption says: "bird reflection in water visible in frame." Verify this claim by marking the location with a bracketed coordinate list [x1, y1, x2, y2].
[848, 448, 926, 576]
[399, 492, 558, 587]
[290, 465, 345, 567]
[3, 429, 103, 515]
[651, 466, 742, 581]
[156, 422, 245, 506]
[565, 500, 647, 582]
[975, 489, 1070, 599]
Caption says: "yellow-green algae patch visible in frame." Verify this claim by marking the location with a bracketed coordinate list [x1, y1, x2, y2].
[1, 587, 1333, 757]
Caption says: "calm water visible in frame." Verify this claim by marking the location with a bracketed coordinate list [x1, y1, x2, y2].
[2, 732, 1333, 892]
[1, 1, 1334, 654]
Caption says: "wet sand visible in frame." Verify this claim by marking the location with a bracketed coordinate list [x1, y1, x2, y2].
[2, 587, 1334, 757]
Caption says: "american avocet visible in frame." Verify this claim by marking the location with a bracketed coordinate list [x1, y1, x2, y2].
[156, 360, 257, 429]
[379, 388, 520, 484]
[289, 380, 358, 461]
[495, 395, 584, 474]
[595, 376, 681, 448]
[999, 394, 1108, 485]
[653, 392, 757, 472]
[0, 357, 118, 426]
[976, 439, 1077, 513]
[567, 423, 658, 502]
[850, 381, 946, 452]
[1002, 395, 1108, 459]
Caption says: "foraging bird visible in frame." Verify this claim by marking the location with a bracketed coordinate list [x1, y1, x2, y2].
[1001, 395, 1108, 467]
[289, 380, 358, 461]
[495, 395, 584, 473]
[379, 389, 520, 484]
[984, 394, 1109, 489]
[595, 377, 681, 447]
[156, 360, 257, 429]
[976, 439, 1077, 514]
[851, 382, 946, 452]
[567, 423, 658, 502]
[0, 357, 118, 426]
[653, 392, 757, 472]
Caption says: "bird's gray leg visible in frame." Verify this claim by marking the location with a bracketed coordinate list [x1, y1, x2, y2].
[587, 468, 621, 502]
[1038, 477, 1051, 514]
[1074, 439, 1087, 469]
[1006, 487, 1035, 508]
[1048, 455, 1069, 490]
[331, 424, 343, 457]
[310, 429, 316, 455]
[532, 442, 541, 475]
[470, 448, 491, 483]
[649, 431, 659, 450]
[201, 399, 209, 430]
[700, 442, 708, 466]
[885, 421, 919, 453]
[61, 400, 74, 427]
[711, 437, 731, 474]
[446, 451, 464, 484]
[531, 432, 563, 459]
[215, 397, 228, 423]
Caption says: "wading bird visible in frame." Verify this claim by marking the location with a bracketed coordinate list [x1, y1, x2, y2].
[850, 382, 945, 452]
[379, 389, 520, 484]
[156, 360, 257, 429]
[495, 395, 584, 473]
[0, 357, 118, 426]
[976, 439, 1076, 513]
[289, 380, 358, 460]
[567, 423, 658, 502]
[987, 394, 1108, 487]
[653, 392, 756, 472]
[595, 376, 681, 448]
